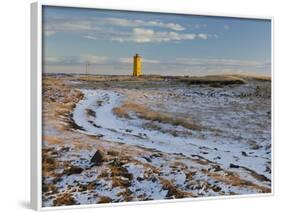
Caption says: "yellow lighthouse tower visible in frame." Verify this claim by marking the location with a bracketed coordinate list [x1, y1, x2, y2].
[133, 54, 142, 77]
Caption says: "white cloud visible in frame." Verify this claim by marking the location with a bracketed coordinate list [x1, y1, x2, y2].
[44, 55, 108, 65]
[111, 28, 212, 43]
[133, 28, 156, 43]
[44, 16, 217, 43]
[83, 35, 97, 40]
[44, 16, 186, 37]
[198, 33, 208, 39]
[102, 17, 186, 31]
[45, 20, 93, 32]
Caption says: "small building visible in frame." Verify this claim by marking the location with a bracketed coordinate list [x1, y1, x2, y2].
[133, 54, 142, 77]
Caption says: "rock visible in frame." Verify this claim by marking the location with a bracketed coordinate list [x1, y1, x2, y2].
[137, 177, 144, 182]
[151, 153, 162, 158]
[249, 141, 261, 150]
[241, 151, 248, 156]
[53, 176, 62, 184]
[229, 163, 240, 169]
[78, 184, 87, 192]
[60, 146, 70, 152]
[93, 124, 102, 128]
[150, 177, 157, 182]
[265, 166, 271, 173]
[251, 144, 260, 150]
[142, 156, 152, 162]
[86, 109, 96, 117]
[212, 185, 222, 192]
[91, 150, 104, 165]
[65, 166, 83, 175]
[213, 165, 222, 172]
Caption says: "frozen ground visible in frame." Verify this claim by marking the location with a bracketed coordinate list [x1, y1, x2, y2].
[73, 82, 271, 181]
[42, 75, 271, 207]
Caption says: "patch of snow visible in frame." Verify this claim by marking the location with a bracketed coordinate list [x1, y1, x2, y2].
[72, 86, 271, 186]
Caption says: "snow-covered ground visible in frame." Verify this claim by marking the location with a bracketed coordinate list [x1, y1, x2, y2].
[72, 83, 271, 185]
[42, 76, 271, 207]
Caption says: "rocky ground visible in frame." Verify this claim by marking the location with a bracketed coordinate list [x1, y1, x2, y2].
[42, 74, 271, 207]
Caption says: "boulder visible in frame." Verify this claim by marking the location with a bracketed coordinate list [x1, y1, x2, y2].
[91, 150, 104, 165]
[241, 151, 248, 156]
[65, 165, 83, 175]
[229, 163, 240, 169]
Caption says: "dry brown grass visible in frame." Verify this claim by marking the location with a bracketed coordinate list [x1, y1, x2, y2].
[231, 74, 271, 81]
[113, 102, 201, 131]
[43, 76, 84, 132]
[107, 150, 119, 156]
[207, 172, 271, 193]
[77, 75, 165, 83]
[42, 157, 58, 173]
[53, 193, 76, 206]
[180, 75, 246, 86]
[96, 158, 134, 189]
[75, 74, 270, 85]
[42, 184, 58, 195]
[170, 161, 189, 170]
[42, 147, 60, 176]
[160, 178, 194, 199]
[109, 162, 133, 188]
[117, 189, 133, 202]
[42, 135, 63, 146]
[97, 196, 112, 204]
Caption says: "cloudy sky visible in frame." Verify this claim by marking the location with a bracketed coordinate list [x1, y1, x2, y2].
[43, 6, 271, 76]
